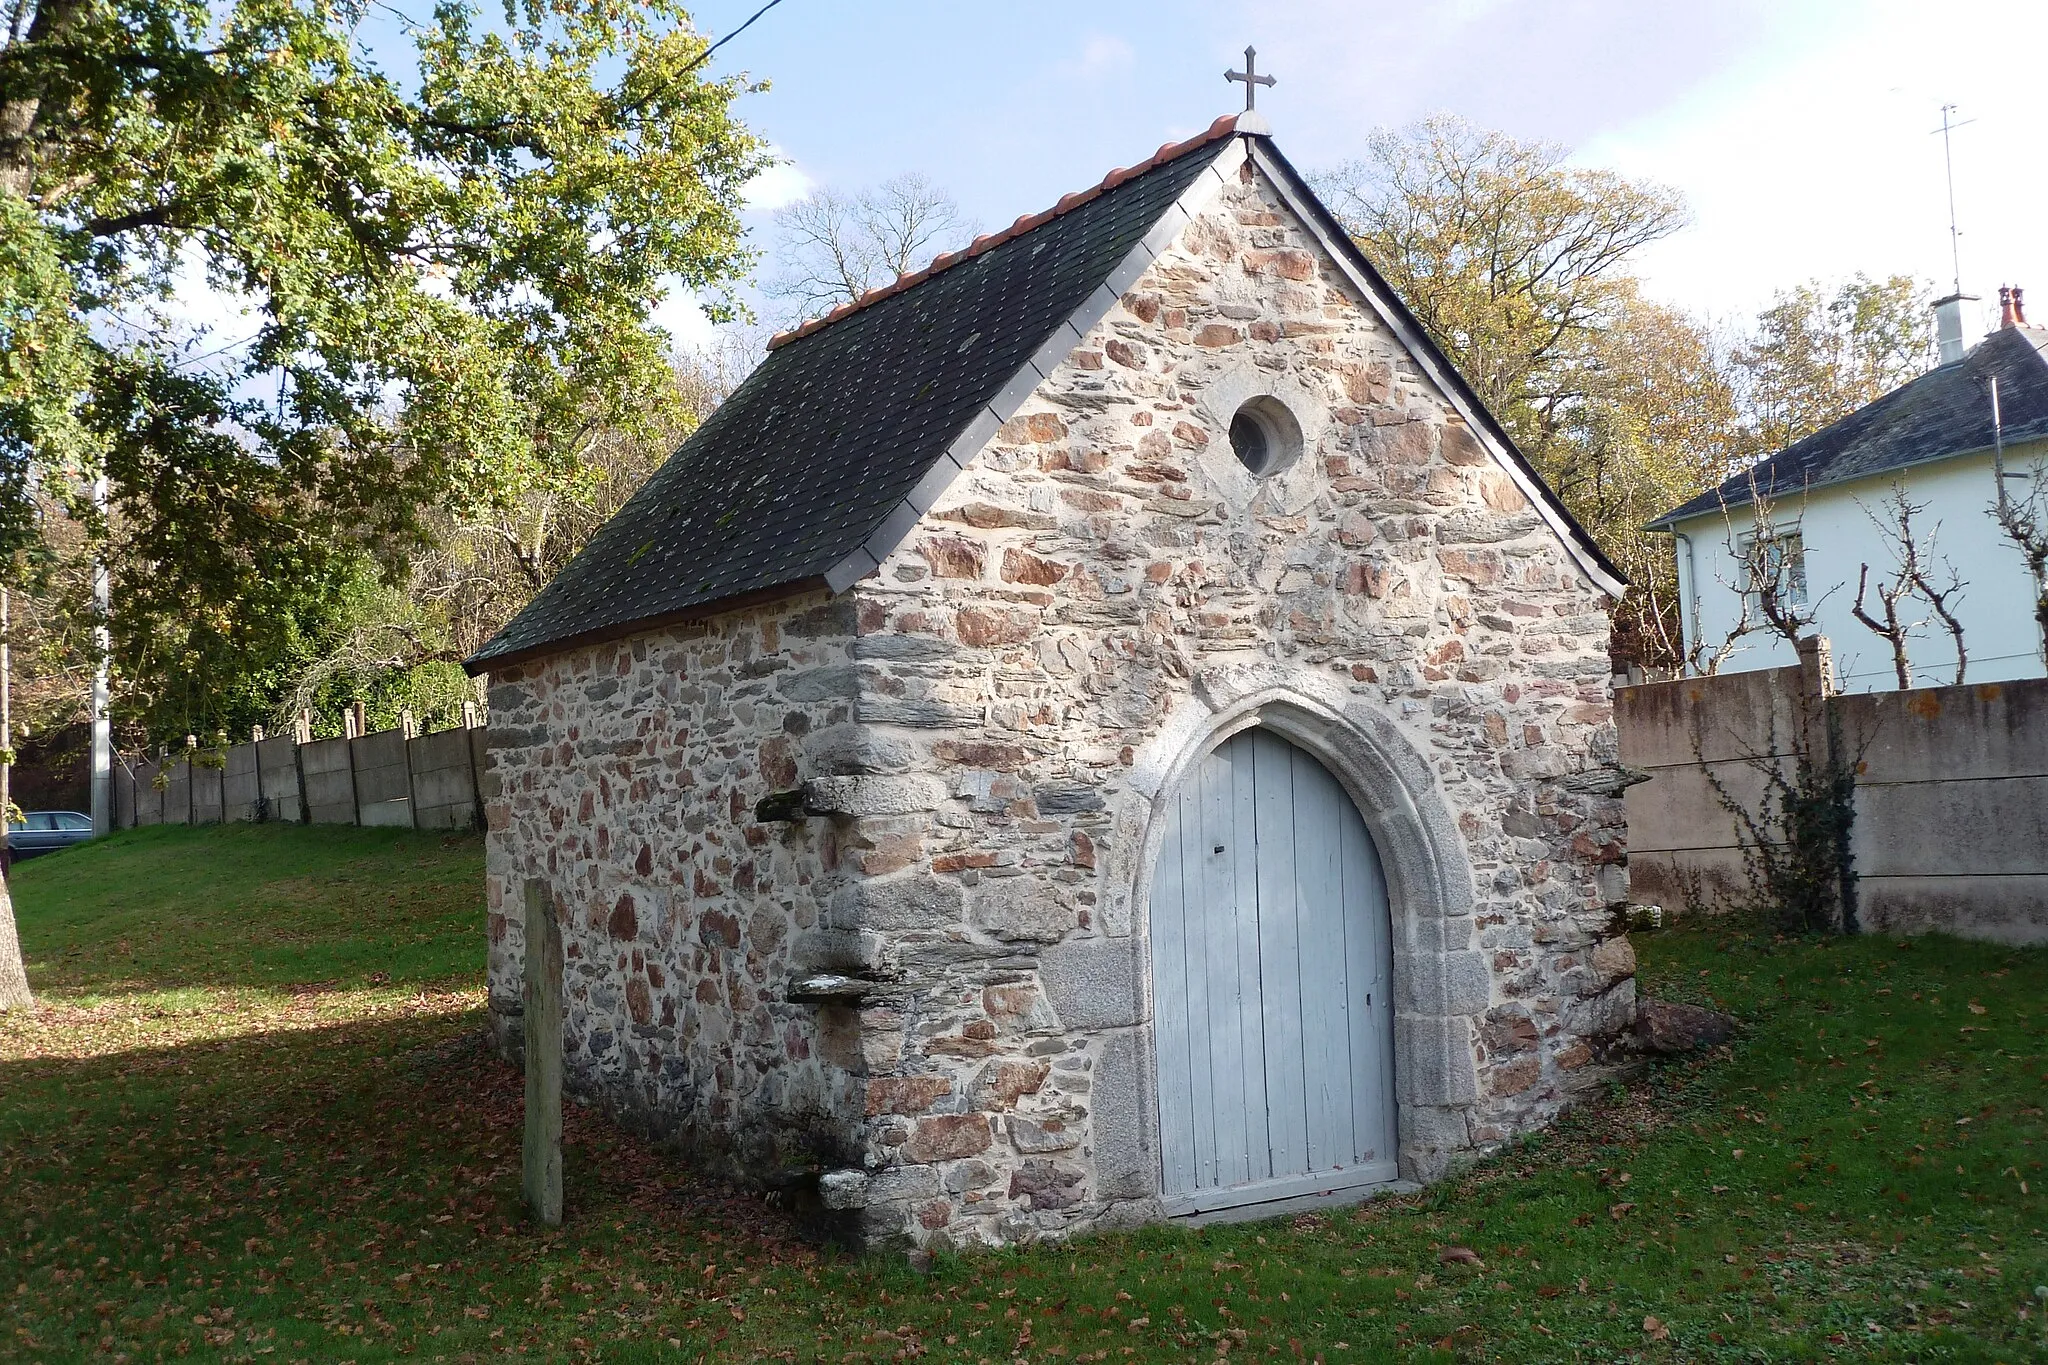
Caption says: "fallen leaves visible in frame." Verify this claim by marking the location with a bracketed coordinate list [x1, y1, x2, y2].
[1643, 1314, 1670, 1341]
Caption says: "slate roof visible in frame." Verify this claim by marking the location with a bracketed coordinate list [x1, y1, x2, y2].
[467, 120, 1239, 671]
[1651, 324, 2048, 528]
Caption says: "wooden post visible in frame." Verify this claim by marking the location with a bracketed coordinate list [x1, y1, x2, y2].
[521, 878, 564, 1226]
[462, 700, 487, 832]
[184, 734, 197, 825]
[400, 709, 419, 828]
[344, 703, 364, 826]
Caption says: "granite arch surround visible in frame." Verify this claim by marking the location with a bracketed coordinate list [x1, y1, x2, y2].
[1121, 662, 1488, 1196]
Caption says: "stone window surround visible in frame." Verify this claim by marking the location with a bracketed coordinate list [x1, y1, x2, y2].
[1114, 661, 1486, 1197]
[1189, 364, 1327, 517]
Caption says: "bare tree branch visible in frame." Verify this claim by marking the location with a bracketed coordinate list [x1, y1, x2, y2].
[765, 173, 975, 322]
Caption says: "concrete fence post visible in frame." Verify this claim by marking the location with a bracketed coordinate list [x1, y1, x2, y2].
[1794, 634, 1837, 765]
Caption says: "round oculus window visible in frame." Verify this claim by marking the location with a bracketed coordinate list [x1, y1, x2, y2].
[1227, 396, 1303, 477]
[1229, 411, 1271, 475]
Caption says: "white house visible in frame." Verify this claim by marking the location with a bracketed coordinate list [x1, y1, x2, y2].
[1652, 290, 2048, 692]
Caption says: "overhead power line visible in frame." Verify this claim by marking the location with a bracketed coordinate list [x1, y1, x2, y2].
[682, 0, 787, 76]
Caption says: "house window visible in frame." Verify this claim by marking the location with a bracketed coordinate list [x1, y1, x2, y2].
[1739, 529, 1807, 611]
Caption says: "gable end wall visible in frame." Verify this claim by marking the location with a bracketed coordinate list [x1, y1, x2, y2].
[838, 156, 1632, 1248]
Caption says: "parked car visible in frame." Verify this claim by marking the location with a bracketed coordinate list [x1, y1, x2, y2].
[8, 810, 94, 859]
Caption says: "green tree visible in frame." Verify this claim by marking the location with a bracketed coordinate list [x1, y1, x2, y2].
[1559, 292, 1750, 670]
[270, 342, 747, 737]
[1313, 115, 1689, 459]
[1733, 274, 1935, 452]
[0, 0, 771, 744]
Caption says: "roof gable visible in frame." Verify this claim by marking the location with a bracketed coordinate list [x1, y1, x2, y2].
[1239, 139, 1625, 596]
[470, 119, 1627, 672]
[1654, 325, 2048, 528]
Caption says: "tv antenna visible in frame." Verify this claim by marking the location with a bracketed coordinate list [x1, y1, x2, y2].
[1933, 103, 1975, 296]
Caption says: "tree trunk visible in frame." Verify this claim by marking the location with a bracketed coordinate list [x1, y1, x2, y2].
[0, 875, 30, 1010]
[0, 0, 85, 200]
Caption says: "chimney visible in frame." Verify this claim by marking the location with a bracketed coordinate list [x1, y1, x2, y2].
[1999, 285, 2018, 329]
[2011, 285, 2028, 328]
[1934, 291, 1977, 364]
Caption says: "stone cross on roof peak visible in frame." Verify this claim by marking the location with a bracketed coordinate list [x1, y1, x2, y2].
[1225, 46, 1275, 111]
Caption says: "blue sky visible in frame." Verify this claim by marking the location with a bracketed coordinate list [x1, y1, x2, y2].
[666, 0, 2048, 344]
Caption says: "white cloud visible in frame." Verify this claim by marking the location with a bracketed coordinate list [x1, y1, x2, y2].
[745, 152, 816, 212]
[651, 293, 726, 351]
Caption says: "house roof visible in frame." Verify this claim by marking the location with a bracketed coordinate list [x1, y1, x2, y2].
[468, 116, 1624, 673]
[1651, 324, 2048, 529]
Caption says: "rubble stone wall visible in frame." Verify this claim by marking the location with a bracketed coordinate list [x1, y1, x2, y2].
[482, 593, 872, 1176]
[835, 156, 1631, 1248]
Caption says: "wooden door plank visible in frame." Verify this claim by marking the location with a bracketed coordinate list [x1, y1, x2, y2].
[1179, 770, 1220, 1192]
[1251, 730, 1309, 1179]
[1198, 738, 1248, 1189]
[1339, 794, 1394, 1164]
[1150, 787, 1197, 1196]
[1229, 737, 1272, 1185]
[1291, 748, 1354, 1173]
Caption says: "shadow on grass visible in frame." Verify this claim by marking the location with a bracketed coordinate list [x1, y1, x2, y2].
[10, 822, 486, 1000]
[0, 1003, 810, 1362]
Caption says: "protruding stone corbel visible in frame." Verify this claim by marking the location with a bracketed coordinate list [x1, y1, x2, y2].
[754, 775, 944, 823]
[786, 973, 877, 1005]
[1555, 764, 1652, 798]
[754, 789, 810, 822]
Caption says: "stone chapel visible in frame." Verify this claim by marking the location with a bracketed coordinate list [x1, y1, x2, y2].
[468, 111, 1638, 1250]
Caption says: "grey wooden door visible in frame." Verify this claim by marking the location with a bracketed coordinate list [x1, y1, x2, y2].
[1149, 729, 1398, 1215]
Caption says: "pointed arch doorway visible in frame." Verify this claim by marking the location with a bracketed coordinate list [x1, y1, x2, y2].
[1149, 727, 1399, 1215]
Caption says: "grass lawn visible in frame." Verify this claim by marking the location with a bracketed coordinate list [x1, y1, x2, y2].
[2, 825, 2044, 1363]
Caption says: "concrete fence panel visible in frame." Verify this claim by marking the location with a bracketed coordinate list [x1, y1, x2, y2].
[300, 737, 357, 825]
[133, 760, 163, 826]
[351, 728, 412, 828]
[1618, 657, 2048, 943]
[191, 762, 225, 824]
[1837, 681, 2048, 785]
[408, 727, 481, 830]
[164, 759, 193, 826]
[113, 718, 485, 836]
[1836, 678, 2048, 943]
[1616, 666, 1805, 916]
[256, 737, 302, 823]
[1623, 756, 1796, 855]
[1615, 666, 1804, 768]
[223, 742, 262, 822]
